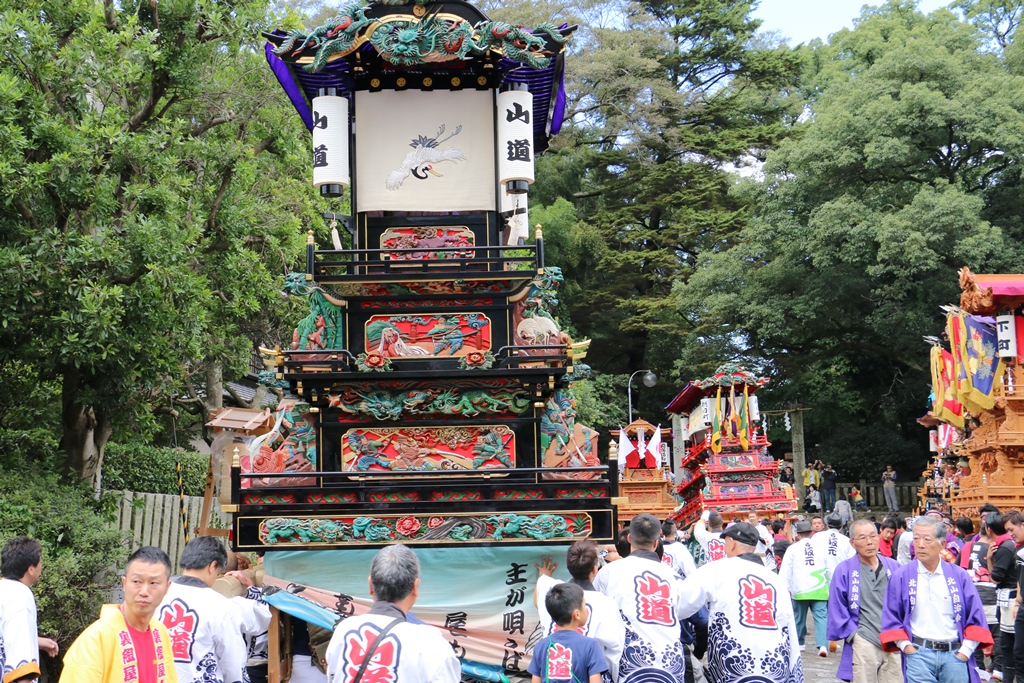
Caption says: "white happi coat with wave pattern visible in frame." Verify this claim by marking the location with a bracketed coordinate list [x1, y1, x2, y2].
[594, 553, 687, 683]
[677, 555, 804, 683]
[157, 577, 248, 683]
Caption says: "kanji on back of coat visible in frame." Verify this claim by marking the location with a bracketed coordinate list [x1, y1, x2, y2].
[204, 1, 619, 679]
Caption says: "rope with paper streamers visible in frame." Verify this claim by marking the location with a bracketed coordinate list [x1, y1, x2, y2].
[171, 399, 189, 544]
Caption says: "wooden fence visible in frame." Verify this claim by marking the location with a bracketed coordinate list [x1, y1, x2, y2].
[834, 481, 920, 512]
[109, 490, 227, 573]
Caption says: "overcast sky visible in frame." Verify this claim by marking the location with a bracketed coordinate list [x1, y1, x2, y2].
[753, 0, 951, 44]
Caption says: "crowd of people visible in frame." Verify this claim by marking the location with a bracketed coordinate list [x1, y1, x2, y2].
[790, 462, 901, 516]
[3, 499, 1023, 683]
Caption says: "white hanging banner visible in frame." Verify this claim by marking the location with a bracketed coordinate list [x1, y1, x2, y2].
[929, 429, 938, 452]
[748, 395, 760, 423]
[699, 398, 713, 426]
[496, 90, 535, 189]
[311, 95, 350, 189]
[646, 426, 662, 468]
[500, 186, 529, 245]
[688, 404, 707, 438]
[355, 90, 495, 212]
[617, 428, 635, 475]
[997, 314, 1018, 359]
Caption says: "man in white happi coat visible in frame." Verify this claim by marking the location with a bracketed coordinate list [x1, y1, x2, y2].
[811, 515, 855, 579]
[595, 514, 688, 683]
[692, 511, 727, 566]
[157, 536, 248, 683]
[325, 544, 459, 683]
[781, 520, 830, 656]
[535, 540, 626, 681]
[0, 536, 58, 683]
[661, 521, 698, 579]
[678, 522, 804, 683]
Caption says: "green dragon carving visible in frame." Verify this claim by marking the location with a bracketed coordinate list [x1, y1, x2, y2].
[284, 272, 345, 351]
[424, 388, 532, 417]
[485, 513, 572, 541]
[274, 10, 568, 73]
[331, 387, 530, 419]
[477, 21, 566, 66]
[261, 517, 353, 544]
[256, 370, 290, 390]
[258, 512, 587, 545]
[273, 6, 372, 73]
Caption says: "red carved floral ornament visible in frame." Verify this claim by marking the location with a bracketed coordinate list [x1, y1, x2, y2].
[364, 352, 388, 368]
[396, 516, 422, 536]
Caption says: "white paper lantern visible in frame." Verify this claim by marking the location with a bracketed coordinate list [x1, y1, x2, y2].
[500, 186, 529, 245]
[997, 313, 1018, 359]
[497, 89, 535, 192]
[311, 95, 350, 190]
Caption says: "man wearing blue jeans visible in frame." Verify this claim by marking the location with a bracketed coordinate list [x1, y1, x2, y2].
[780, 520, 830, 656]
[881, 515, 993, 683]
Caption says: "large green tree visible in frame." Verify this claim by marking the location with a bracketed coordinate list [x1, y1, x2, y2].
[0, 0, 323, 481]
[521, 0, 801, 421]
[674, 0, 1024, 473]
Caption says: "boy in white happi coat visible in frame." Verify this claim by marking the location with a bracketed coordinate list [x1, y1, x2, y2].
[535, 541, 626, 681]
[157, 536, 248, 683]
[0, 537, 57, 683]
[746, 511, 778, 569]
[692, 511, 727, 566]
[594, 514, 688, 683]
[660, 521, 698, 579]
[325, 544, 460, 683]
[678, 522, 804, 683]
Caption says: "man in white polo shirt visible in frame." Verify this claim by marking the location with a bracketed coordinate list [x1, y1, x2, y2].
[880, 515, 993, 683]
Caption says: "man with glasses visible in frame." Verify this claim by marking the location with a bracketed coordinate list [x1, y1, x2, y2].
[828, 520, 900, 683]
[881, 515, 992, 683]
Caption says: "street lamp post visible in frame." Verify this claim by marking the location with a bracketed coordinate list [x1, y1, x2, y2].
[627, 369, 657, 423]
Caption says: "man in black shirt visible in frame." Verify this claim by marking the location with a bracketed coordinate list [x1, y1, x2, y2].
[820, 464, 838, 513]
[989, 513, 1018, 682]
[1005, 510, 1024, 683]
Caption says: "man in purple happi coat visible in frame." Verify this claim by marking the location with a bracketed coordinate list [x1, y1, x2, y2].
[880, 515, 993, 683]
[828, 519, 900, 683]
[908, 510, 965, 564]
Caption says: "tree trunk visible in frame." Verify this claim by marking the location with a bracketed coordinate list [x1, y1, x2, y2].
[205, 363, 223, 415]
[202, 362, 224, 443]
[60, 368, 114, 490]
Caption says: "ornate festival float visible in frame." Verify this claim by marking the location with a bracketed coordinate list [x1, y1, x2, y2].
[664, 364, 797, 527]
[921, 268, 1024, 520]
[208, 1, 620, 679]
[609, 420, 676, 523]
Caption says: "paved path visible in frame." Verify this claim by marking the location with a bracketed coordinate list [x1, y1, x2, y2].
[799, 616, 841, 681]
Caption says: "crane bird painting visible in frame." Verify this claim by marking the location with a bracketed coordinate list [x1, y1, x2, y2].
[385, 124, 467, 191]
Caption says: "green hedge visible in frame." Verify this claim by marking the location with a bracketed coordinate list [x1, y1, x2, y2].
[102, 442, 209, 497]
[0, 428, 65, 474]
[0, 470, 127, 672]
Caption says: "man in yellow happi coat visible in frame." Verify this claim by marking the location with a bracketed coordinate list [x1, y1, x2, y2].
[62, 547, 178, 683]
